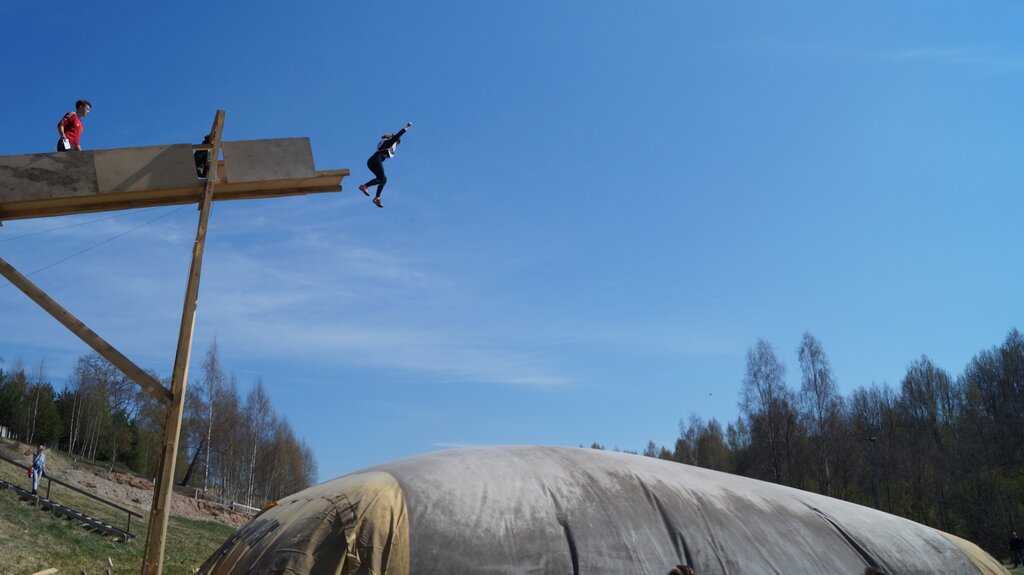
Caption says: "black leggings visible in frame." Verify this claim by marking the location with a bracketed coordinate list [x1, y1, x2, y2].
[364, 154, 387, 197]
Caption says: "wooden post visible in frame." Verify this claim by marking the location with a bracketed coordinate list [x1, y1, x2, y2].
[0, 257, 171, 405]
[141, 110, 225, 575]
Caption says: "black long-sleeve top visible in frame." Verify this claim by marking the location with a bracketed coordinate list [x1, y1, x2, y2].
[375, 126, 409, 160]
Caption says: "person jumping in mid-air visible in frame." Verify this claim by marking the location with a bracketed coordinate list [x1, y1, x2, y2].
[56, 99, 92, 151]
[359, 122, 412, 208]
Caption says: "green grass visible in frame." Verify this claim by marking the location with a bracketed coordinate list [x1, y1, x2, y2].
[162, 515, 237, 575]
[0, 439, 238, 573]
[0, 487, 235, 574]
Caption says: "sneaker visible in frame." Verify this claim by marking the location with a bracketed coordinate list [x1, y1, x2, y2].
[373, 197, 383, 208]
[359, 184, 370, 196]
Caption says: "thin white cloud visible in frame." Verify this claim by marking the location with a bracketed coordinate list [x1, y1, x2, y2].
[886, 47, 1024, 72]
[714, 39, 863, 59]
[716, 38, 1024, 74]
[431, 442, 478, 449]
[224, 318, 574, 387]
[1, 207, 192, 247]
[3, 206, 731, 390]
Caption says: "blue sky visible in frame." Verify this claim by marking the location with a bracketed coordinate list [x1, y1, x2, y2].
[2, 1, 1022, 481]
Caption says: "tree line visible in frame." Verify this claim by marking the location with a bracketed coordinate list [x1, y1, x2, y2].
[632, 329, 1024, 560]
[0, 341, 316, 508]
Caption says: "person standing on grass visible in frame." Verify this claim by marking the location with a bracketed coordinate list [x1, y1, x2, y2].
[30, 445, 46, 495]
[1010, 532, 1024, 567]
[359, 122, 412, 208]
[56, 99, 92, 151]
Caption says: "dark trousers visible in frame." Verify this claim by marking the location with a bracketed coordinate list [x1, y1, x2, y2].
[364, 154, 387, 197]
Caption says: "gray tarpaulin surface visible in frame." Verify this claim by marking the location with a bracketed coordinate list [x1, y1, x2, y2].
[200, 445, 1007, 574]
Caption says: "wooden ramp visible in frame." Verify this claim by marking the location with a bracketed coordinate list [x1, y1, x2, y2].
[0, 478, 136, 541]
[0, 137, 349, 221]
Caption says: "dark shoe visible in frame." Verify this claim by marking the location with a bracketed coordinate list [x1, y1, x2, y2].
[359, 184, 370, 196]
[31, 490, 36, 495]
[373, 197, 383, 208]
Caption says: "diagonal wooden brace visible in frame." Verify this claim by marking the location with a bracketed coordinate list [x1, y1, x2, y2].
[0, 256, 171, 405]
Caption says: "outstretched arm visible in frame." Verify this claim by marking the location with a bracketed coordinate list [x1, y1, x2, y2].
[377, 123, 413, 151]
[388, 122, 412, 145]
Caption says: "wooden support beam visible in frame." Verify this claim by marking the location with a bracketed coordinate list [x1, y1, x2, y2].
[0, 169, 349, 221]
[0, 110, 348, 573]
[0, 256, 171, 405]
[141, 110, 225, 575]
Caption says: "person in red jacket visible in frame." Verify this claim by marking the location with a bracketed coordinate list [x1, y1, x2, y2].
[359, 122, 412, 208]
[56, 99, 92, 151]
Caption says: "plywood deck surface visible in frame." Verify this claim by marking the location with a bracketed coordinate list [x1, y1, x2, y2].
[0, 139, 348, 221]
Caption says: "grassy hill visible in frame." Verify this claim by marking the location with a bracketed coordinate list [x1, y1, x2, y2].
[0, 439, 240, 574]
[0, 493, 234, 574]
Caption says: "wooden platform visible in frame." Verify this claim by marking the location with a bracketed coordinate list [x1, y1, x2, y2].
[0, 138, 349, 221]
[1, 112, 339, 574]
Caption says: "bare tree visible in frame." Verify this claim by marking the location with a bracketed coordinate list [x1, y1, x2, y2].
[68, 354, 125, 461]
[643, 441, 659, 458]
[896, 356, 957, 529]
[797, 332, 843, 495]
[26, 360, 46, 445]
[213, 375, 245, 503]
[244, 380, 272, 507]
[178, 389, 207, 487]
[201, 341, 225, 492]
[129, 373, 167, 476]
[8, 344, 319, 507]
[740, 339, 793, 484]
[676, 414, 704, 465]
[696, 418, 732, 472]
[300, 439, 318, 488]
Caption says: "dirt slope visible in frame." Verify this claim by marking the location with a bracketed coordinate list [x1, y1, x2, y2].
[0, 439, 249, 528]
